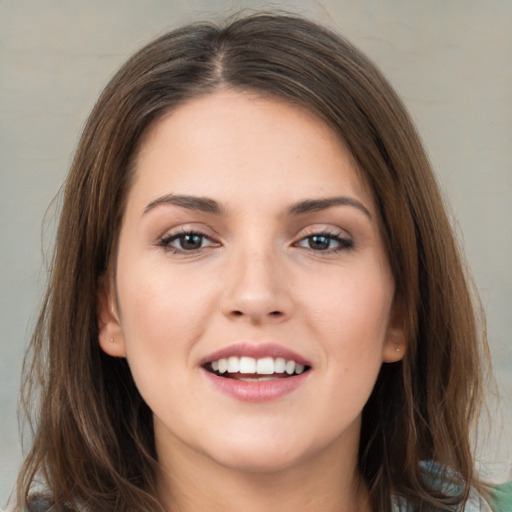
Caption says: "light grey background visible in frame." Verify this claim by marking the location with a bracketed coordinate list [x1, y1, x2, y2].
[1, 0, 511, 506]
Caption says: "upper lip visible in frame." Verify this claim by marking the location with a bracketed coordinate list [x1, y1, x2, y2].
[199, 342, 312, 367]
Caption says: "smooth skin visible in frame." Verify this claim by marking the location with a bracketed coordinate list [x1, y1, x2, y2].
[98, 89, 406, 512]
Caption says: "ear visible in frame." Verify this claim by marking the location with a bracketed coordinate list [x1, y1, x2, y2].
[382, 298, 407, 363]
[97, 277, 126, 358]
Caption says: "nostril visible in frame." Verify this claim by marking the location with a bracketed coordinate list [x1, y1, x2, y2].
[228, 309, 285, 320]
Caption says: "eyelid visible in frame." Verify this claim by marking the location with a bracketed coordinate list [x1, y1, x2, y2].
[293, 225, 355, 253]
[157, 222, 219, 241]
[160, 230, 215, 244]
[295, 224, 352, 240]
[157, 226, 221, 254]
[155, 223, 354, 255]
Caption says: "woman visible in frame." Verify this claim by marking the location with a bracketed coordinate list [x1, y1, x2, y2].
[15, 12, 508, 512]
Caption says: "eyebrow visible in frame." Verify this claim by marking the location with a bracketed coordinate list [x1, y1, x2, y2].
[144, 194, 224, 215]
[285, 196, 372, 219]
[143, 194, 371, 219]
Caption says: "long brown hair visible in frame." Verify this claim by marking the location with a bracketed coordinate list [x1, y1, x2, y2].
[17, 12, 490, 511]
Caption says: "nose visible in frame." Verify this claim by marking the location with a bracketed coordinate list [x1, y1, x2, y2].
[221, 245, 293, 324]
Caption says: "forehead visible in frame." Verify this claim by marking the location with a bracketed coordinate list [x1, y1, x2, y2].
[128, 90, 373, 214]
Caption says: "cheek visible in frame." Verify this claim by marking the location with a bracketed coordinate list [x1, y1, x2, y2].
[299, 264, 394, 367]
[308, 270, 392, 328]
[114, 264, 220, 418]
[116, 261, 217, 366]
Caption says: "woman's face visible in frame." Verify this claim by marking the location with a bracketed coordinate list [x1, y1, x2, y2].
[99, 90, 405, 474]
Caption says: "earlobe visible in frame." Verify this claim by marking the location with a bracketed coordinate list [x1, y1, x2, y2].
[382, 299, 407, 363]
[382, 337, 407, 363]
[97, 277, 126, 358]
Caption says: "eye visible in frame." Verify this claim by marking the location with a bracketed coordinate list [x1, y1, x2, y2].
[159, 230, 219, 253]
[296, 232, 353, 252]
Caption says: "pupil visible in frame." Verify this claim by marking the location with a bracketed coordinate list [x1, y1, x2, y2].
[309, 235, 330, 250]
[182, 234, 202, 250]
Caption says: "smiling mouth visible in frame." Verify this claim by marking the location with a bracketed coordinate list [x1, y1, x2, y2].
[204, 356, 311, 381]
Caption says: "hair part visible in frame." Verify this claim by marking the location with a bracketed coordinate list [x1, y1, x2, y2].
[17, 12, 490, 512]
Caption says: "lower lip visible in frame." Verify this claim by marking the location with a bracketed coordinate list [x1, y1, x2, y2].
[201, 369, 310, 403]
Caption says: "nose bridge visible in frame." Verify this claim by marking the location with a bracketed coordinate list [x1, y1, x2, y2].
[222, 235, 290, 322]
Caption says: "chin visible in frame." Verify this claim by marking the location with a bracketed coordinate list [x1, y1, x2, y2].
[198, 429, 321, 475]
[210, 446, 307, 475]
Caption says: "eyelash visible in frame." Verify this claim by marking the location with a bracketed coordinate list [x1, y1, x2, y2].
[157, 229, 354, 254]
[295, 231, 354, 253]
[158, 229, 219, 254]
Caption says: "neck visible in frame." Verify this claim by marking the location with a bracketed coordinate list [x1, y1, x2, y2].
[155, 431, 371, 512]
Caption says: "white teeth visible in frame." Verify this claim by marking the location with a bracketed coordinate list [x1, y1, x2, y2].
[238, 376, 275, 382]
[285, 360, 296, 375]
[274, 357, 286, 373]
[227, 356, 239, 373]
[239, 356, 256, 374]
[218, 358, 228, 374]
[210, 356, 307, 376]
[256, 357, 275, 375]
